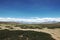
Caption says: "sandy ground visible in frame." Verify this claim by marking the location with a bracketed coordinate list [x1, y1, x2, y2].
[0, 26, 60, 40]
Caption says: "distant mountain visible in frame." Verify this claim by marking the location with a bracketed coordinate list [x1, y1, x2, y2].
[0, 21, 60, 24]
[0, 21, 20, 24]
[0, 18, 60, 24]
[18, 21, 59, 24]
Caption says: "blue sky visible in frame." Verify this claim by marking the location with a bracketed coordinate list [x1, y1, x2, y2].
[0, 0, 60, 18]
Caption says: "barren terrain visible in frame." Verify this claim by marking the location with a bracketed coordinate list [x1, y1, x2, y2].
[0, 22, 60, 40]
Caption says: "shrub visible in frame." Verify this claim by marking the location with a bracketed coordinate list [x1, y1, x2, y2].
[5, 26, 11, 28]
[0, 30, 55, 40]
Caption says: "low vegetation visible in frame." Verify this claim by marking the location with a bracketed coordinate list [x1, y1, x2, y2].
[14, 23, 60, 29]
[0, 22, 60, 29]
[0, 22, 60, 40]
[0, 30, 55, 40]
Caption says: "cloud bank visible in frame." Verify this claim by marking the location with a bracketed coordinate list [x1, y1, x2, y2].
[0, 17, 60, 23]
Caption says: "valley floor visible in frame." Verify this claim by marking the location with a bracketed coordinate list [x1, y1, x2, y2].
[0, 26, 60, 40]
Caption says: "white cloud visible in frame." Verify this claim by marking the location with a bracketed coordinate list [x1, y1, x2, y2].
[0, 17, 60, 23]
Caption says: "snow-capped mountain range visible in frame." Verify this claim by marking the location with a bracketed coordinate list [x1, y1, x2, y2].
[0, 17, 60, 24]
